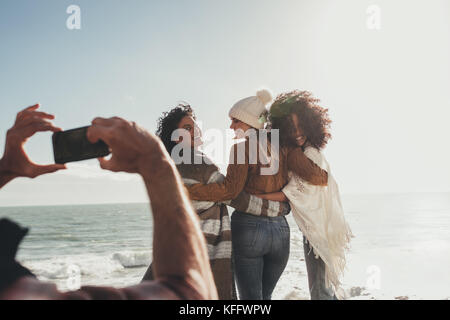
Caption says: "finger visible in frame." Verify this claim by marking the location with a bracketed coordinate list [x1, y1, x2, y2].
[16, 104, 40, 121]
[29, 118, 61, 131]
[19, 103, 41, 113]
[20, 111, 55, 121]
[16, 116, 59, 130]
[11, 118, 61, 142]
[37, 123, 62, 133]
[25, 103, 40, 111]
[20, 104, 40, 115]
[16, 112, 54, 126]
[92, 117, 117, 126]
[15, 115, 38, 128]
[31, 164, 67, 178]
[86, 124, 112, 144]
[22, 119, 62, 137]
[98, 157, 119, 172]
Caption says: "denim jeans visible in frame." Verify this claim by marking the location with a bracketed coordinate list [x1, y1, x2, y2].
[231, 211, 290, 300]
[303, 237, 337, 300]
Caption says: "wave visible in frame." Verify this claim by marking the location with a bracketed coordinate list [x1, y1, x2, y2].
[21, 250, 151, 282]
[112, 252, 151, 268]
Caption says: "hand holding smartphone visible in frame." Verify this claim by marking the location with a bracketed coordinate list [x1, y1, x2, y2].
[52, 126, 111, 164]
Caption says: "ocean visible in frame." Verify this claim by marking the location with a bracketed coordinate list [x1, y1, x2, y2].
[1, 193, 449, 300]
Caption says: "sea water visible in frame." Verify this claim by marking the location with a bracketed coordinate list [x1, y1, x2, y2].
[1, 193, 449, 299]
[0, 203, 153, 290]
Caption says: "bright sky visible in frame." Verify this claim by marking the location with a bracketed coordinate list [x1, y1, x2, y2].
[1, 0, 449, 206]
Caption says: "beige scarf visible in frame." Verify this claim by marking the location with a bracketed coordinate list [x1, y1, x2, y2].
[282, 146, 353, 295]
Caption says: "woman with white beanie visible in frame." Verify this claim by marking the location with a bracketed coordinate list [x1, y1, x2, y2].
[186, 89, 329, 300]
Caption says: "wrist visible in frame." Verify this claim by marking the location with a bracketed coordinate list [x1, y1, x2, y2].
[0, 157, 17, 189]
[0, 157, 5, 174]
[137, 153, 176, 181]
[0, 157, 10, 175]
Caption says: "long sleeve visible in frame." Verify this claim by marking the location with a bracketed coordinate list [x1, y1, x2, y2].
[287, 147, 328, 186]
[203, 169, 290, 217]
[228, 191, 291, 217]
[187, 142, 249, 202]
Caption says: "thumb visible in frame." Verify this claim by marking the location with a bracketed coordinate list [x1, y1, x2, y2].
[33, 164, 67, 177]
[98, 157, 118, 172]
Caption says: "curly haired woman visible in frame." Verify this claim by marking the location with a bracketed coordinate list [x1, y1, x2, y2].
[258, 91, 353, 300]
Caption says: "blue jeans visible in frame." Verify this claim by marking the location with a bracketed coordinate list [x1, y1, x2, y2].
[231, 211, 290, 300]
[303, 237, 337, 300]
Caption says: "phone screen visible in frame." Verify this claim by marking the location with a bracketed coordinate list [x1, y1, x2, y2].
[52, 126, 110, 164]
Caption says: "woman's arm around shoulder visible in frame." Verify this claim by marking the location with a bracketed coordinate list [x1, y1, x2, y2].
[287, 146, 328, 186]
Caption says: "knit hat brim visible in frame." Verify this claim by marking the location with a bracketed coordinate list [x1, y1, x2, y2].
[229, 108, 264, 129]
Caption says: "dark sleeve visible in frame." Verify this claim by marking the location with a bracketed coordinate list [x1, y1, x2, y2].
[0, 219, 36, 293]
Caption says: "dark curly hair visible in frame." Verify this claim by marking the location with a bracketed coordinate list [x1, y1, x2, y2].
[269, 91, 331, 150]
[156, 103, 195, 154]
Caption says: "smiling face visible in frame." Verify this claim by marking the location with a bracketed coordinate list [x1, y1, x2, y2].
[230, 117, 252, 139]
[177, 115, 203, 148]
[290, 113, 307, 147]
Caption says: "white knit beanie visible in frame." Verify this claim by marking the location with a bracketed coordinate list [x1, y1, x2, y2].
[228, 88, 273, 129]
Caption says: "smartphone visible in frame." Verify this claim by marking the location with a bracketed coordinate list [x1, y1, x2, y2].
[52, 126, 110, 164]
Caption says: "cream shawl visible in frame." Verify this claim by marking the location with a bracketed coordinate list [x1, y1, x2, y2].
[282, 146, 353, 294]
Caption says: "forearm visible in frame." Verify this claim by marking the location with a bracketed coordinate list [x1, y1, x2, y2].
[140, 157, 216, 299]
[188, 164, 248, 202]
[288, 148, 328, 186]
[305, 165, 328, 186]
[226, 191, 290, 217]
[0, 158, 17, 189]
[258, 192, 288, 202]
[188, 181, 240, 202]
[0, 174, 16, 189]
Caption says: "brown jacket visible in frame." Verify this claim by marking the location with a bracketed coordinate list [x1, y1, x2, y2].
[188, 139, 328, 202]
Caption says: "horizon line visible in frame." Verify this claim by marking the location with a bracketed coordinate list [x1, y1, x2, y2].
[1, 190, 449, 208]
